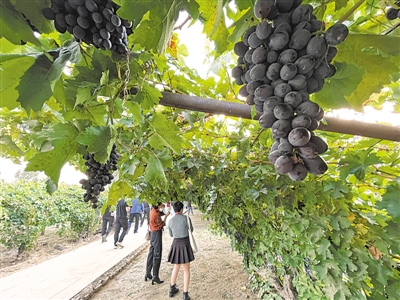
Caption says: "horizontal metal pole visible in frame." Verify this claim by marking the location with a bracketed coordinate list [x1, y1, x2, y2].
[160, 92, 400, 142]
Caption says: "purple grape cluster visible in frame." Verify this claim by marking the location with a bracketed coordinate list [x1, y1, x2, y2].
[232, 0, 349, 181]
[79, 144, 119, 208]
[385, 4, 400, 21]
[42, 0, 132, 54]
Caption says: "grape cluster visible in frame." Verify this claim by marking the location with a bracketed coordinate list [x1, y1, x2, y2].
[42, 0, 132, 54]
[231, 0, 349, 181]
[79, 144, 119, 208]
[386, 4, 400, 21]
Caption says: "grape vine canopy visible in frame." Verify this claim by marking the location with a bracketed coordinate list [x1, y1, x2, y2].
[1, 0, 400, 299]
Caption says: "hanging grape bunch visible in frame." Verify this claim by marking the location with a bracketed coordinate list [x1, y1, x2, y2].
[42, 0, 133, 54]
[79, 144, 120, 208]
[231, 0, 349, 181]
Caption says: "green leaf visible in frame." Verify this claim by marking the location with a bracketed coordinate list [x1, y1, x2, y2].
[124, 101, 142, 124]
[0, 0, 41, 46]
[377, 184, 400, 225]
[135, 84, 162, 110]
[330, 210, 351, 231]
[75, 87, 92, 107]
[148, 113, 183, 154]
[0, 135, 24, 156]
[144, 155, 167, 187]
[323, 181, 349, 199]
[314, 62, 364, 110]
[25, 123, 79, 185]
[108, 180, 132, 201]
[77, 126, 116, 163]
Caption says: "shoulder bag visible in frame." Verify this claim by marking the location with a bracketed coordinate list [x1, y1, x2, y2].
[186, 215, 198, 253]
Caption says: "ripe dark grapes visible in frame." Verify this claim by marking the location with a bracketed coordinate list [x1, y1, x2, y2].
[231, 0, 347, 180]
[79, 143, 120, 208]
[42, 0, 132, 54]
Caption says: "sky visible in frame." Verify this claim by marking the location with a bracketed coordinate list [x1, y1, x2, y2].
[1, 12, 399, 185]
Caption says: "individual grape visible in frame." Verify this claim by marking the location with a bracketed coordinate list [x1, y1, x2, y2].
[313, 62, 330, 79]
[271, 78, 286, 89]
[244, 71, 252, 83]
[292, 114, 312, 128]
[289, 29, 311, 50]
[72, 0, 85, 5]
[42, 7, 56, 20]
[100, 28, 110, 40]
[293, 21, 311, 33]
[309, 19, 324, 33]
[291, 0, 302, 9]
[234, 41, 249, 57]
[295, 55, 316, 75]
[267, 50, 278, 63]
[92, 12, 103, 24]
[246, 81, 263, 95]
[103, 39, 112, 49]
[267, 4, 279, 19]
[296, 101, 320, 117]
[244, 48, 255, 64]
[310, 135, 328, 154]
[256, 20, 274, 40]
[250, 64, 268, 81]
[254, 0, 274, 19]
[92, 33, 103, 46]
[267, 63, 283, 81]
[280, 63, 298, 81]
[325, 64, 337, 78]
[232, 66, 244, 79]
[252, 47, 268, 64]
[77, 16, 90, 29]
[239, 85, 249, 97]
[306, 35, 327, 57]
[248, 32, 265, 48]
[278, 49, 297, 64]
[324, 23, 349, 45]
[291, 4, 313, 25]
[275, 155, 294, 174]
[254, 84, 274, 101]
[65, 14, 77, 26]
[259, 111, 277, 128]
[314, 108, 325, 121]
[297, 142, 318, 159]
[284, 91, 303, 108]
[273, 12, 290, 28]
[274, 83, 292, 98]
[85, 0, 98, 12]
[243, 25, 257, 46]
[246, 95, 255, 105]
[54, 21, 67, 33]
[268, 31, 290, 51]
[264, 96, 283, 111]
[288, 74, 307, 90]
[272, 119, 292, 138]
[288, 127, 311, 147]
[275, 0, 294, 13]
[273, 103, 294, 119]
[288, 163, 308, 181]
[306, 77, 319, 93]
[64, 2, 75, 14]
[111, 14, 121, 27]
[298, 90, 310, 102]
[307, 118, 319, 131]
[386, 7, 399, 20]
[326, 46, 338, 63]
[268, 150, 281, 164]
[73, 25, 86, 39]
[55, 13, 67, 28]
[271, 141, 280, 152]
[278, 141, 293, 154]
[302, 155, 328, 175]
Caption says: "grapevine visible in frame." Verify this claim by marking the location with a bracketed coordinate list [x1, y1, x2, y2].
[232, 0, 349, 181]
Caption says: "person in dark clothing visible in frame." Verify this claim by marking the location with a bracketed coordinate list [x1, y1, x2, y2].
[114, 199, 130, 249]
[128, 197, 143, 234]
[141, 200, 150, 227]
[101, 205, 115, 243]
[145, 202, 170, 285]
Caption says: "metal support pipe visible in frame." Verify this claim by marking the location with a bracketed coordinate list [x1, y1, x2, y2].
[160, 92, 400, 142]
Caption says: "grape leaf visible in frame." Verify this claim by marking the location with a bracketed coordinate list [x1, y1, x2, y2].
[108, 180, 132, 201]
[0, 135, 24, 156]
[148, 113, 183, 154]
[135, 84, 162, 110]
[25, 123, 79, 185]
[124, 101, 142, 124]
[77, 126, 116, 163]
[10, 0, 54, 34]
[377, 184, 400, 225]
[0, 0, 40, 46]
[144, 155, 167, 187]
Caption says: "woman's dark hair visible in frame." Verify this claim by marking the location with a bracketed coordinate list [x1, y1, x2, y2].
[152, 202, 163, 209]
[173, 201, 184, 213]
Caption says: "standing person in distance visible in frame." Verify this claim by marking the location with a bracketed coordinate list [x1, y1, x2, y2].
[141, 200, 150, 227]
[114, 198, 130, 249]
[128, 196, 143, 234]
[101, 205, 115, 243]
[186, 200, 194, 215]
[145, 202, 170, 285]
[167, 201, 195, 300]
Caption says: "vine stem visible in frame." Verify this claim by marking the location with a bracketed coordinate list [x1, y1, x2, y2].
[336, 0, 366, 24]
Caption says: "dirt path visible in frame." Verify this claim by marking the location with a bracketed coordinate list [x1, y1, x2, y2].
[90, 212, 258, 300]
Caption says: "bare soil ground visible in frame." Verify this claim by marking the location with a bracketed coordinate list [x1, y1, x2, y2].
[1, 212, 258, 300]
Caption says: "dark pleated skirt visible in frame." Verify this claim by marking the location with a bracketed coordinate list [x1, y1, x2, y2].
[167, 236, 195, 264]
